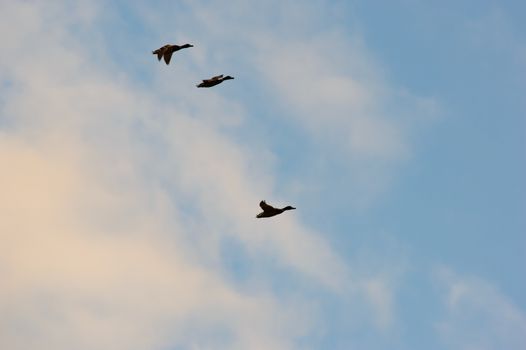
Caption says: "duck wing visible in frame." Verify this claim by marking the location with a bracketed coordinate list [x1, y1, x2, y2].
[152, 47, 164, 61]
[163, 51, 173, 65]
[210, 74, 223, 81]
[201, 75, 222, 84]
[259, 200, 276, 211]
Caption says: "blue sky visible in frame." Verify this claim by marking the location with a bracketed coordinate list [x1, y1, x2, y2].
[1, 1, 524, 349]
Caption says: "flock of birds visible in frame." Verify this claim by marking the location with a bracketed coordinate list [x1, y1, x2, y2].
[152, 43, 296, 219]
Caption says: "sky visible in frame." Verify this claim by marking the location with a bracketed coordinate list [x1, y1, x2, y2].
[0, 1, 524, 349]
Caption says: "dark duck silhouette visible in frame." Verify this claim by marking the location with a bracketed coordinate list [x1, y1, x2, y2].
[196, 74, 234, 88]
[152, 44, 193, 65]
[256, 200, 296, 218]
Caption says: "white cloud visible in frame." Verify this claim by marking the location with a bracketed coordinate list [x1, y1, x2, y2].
[363, 278, 394, 329]
[435, 268, 526, 350]
[0, 1, 406, 349]
[254, 34, 407, 159]
[144, 0, 438, 208]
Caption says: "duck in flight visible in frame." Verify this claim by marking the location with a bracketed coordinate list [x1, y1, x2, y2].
[256, 200, 296, 218]
[196, 74, 234, 88]
[152, 44, 193, 65]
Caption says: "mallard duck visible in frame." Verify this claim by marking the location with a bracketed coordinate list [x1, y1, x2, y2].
[196, 74, 234, 88]
[256, 200, 296, 218]
[152, 44, 193, 65]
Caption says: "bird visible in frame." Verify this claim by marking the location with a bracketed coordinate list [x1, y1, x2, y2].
[256, 200, 296, 218]
[152, 44, 193, 65]
[196, 74, 234, 88]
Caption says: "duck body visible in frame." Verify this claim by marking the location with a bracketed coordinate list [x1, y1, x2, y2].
[256, 200, 296, 218]
[197, 74, 234, 88]
[152, 43, 193, 65]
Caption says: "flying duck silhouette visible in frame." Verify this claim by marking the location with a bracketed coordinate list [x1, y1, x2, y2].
[256, 200, 296, 218]
[196, 74, 234, 88]
[152, 44, 193, 65]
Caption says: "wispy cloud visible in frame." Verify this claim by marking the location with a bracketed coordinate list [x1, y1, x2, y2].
[435, 267, 526, 350]
[136, 0, 439, 207]
[0, 1, 422, 349]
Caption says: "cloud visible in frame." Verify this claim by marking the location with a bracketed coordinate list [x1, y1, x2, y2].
[362, 278, 394, 329]
[134, 0, 439, 208]
[0, 2, 409, 349]
[2, 0, 438, 170]
[435, 268, 526, 350]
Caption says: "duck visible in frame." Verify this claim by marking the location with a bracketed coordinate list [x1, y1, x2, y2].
[256, 200, 296, 218]
[152, 44, 193, 65]
[196, 74, 234, 88]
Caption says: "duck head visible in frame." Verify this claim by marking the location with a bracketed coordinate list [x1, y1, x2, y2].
[283, 206, 296, 211]
[222, 75, 234, 80]
[181, 43, 194, 49]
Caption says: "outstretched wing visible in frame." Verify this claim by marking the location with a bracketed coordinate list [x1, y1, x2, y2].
[202, 75, 222, 84]
[152, 48, 163, 61]
[163, 51, 173, 65]
[210, 74, 223, 81]
[259, 200, 275, 211]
